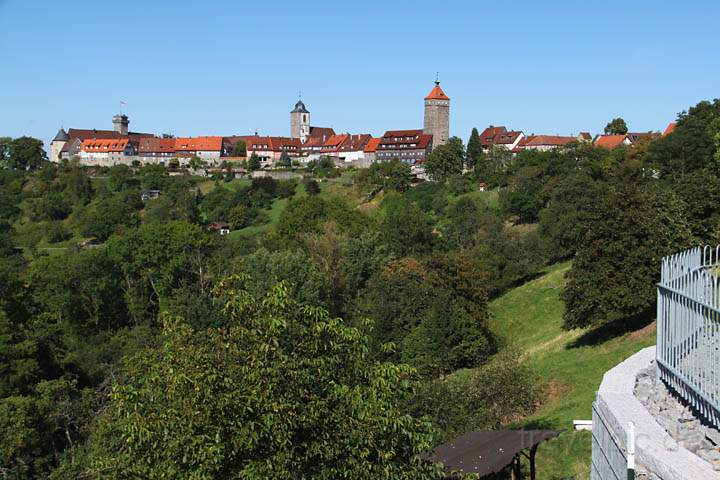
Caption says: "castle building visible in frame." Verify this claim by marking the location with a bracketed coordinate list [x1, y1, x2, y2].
[423, 81, 450, 148]
[49, 113, 153, 163]
[290, 99, 310, 142]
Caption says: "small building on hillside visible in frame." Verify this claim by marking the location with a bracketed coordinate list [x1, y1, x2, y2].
[375, 129, 433, 164]
[207, 221, 231, 235]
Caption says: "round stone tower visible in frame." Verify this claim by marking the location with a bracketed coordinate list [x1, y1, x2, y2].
[290, 99, 310, 143]
[50, 127, 69, 162]
[423, 81, 450, 149]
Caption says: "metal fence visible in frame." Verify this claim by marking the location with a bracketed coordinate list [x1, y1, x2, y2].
[657, 246, 720, 429]
[591, 405, 627, 480]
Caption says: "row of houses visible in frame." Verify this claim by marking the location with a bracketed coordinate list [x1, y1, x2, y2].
[50, 82, 450, 168]
[51, 120, 436, 169]
[476, 123, 674, 154]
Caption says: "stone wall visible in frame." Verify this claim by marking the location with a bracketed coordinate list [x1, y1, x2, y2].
[592, 346, 720, 479]
[423, 99, 449, 148]
[635, 365, 720, 470]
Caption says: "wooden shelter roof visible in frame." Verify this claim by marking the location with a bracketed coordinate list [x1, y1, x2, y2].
[428, 429, 560, 478]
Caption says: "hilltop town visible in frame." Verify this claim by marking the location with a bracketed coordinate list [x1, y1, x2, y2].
[48, 81, 675, 173]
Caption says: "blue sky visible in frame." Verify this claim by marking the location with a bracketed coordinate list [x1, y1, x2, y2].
[1, 0, 719, 148]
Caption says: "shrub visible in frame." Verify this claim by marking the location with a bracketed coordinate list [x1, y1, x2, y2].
[45, 222, 71, 243]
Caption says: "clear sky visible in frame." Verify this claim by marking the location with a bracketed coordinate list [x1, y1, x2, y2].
[1, 0, 719, 148]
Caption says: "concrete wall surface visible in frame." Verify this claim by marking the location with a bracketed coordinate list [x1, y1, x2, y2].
[592, 346, 720, 480]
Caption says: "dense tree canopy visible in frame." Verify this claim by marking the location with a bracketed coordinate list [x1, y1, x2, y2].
[647, 99, 720, 176]
[562, 181, 693, 328]
[1, 137, 48, 170]
[357, 158, 412, 192]
[7, 95, 720, 479]
[62, 280, 442, 480]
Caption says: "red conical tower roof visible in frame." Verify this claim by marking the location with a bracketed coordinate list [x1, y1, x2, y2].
[425, 81, 449, 100]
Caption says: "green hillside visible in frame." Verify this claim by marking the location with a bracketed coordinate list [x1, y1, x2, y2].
[487, 262, 656, 479]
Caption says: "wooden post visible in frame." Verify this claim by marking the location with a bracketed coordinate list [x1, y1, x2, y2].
[529, 445, 538, 480]
[511, 455, 522, 480]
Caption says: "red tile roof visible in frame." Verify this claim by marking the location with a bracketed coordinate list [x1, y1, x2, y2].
[383, 129, 424, 137]
[174, 136, 223, 152]
[524, 135, 576, 147]
[236, 136, 301, 152]
[138, 137, 176, 153]
[339, 134, 372, 152]
[302, 128, 336, 148]
[364, 137, 381, 153]
[594, 134, 628, 149]
[81, 138, 131, 152]
[320, 134, 349, 152]
[494, 131, 523, 145]
[379, 130, 432, 150]
[479, 126, 507, 145]
[67, 128, 153, 141]
[307, 127, 336, 142]
[425, 83, 450, 100]
[662, 123, 676, 136]
[479, 126, 523, 147]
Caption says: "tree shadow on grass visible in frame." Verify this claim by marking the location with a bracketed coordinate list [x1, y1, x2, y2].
[565, 308, 655, 349]
[517, 418, 560, 430]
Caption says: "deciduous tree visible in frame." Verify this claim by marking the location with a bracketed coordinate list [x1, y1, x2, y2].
[562, 181, 693, 329]
[66, 280, 442, 480]
[424, 136, 465, 182]
[604, 117, 628, 135]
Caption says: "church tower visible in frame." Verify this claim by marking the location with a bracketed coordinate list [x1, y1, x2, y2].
[50, 127, 69, 162]
[290, 99, 310, 143]
[423, 80, 450, 149]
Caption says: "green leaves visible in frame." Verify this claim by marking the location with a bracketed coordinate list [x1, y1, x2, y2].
[72, 280, 441, 479]
[424, 137, 465, 183]
[562, 181, 693, 329]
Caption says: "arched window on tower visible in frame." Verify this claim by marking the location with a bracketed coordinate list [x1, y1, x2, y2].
[303, 114, 307, 122]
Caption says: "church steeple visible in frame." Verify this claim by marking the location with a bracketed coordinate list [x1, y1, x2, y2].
[290, 96, 310, 142]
